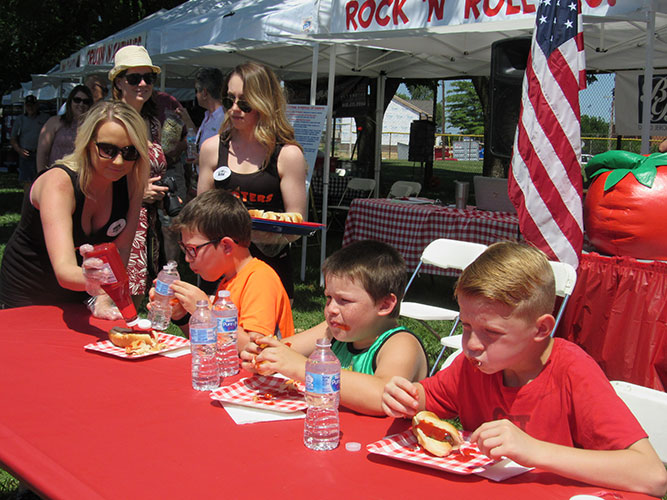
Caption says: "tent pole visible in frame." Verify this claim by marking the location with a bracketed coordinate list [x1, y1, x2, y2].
[160, 68, 166, 92]
[373, 72, 386, 197]
[641, 0, 656, 154]
[300, 42, 320, 282]
[320, 44, 336, 286]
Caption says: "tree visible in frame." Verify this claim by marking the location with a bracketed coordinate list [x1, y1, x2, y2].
[406, 84, 434, 100]
[0, 0, 183, 96]
[581, 115, 609, 137]
[446, 80, 484, 135]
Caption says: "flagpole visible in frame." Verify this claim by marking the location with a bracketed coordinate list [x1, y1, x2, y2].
[641, 0, 656, 154]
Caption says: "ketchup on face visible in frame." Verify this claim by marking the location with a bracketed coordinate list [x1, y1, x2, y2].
[84, 242, 138, 325]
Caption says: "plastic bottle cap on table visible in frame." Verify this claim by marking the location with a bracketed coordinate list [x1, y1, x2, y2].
[345, 442, 361, 452]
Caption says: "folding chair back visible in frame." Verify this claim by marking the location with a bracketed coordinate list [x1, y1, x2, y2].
[432, 257, 577, 375]
[611, 381, 667, 464]
[328, 177, 376, 230]
[388, 180, 421, 198]
[400, 239, 487, 357]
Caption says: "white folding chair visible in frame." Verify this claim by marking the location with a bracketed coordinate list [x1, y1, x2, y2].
[328, 177, 376, 230]
[399, 239, 487, 366]
[434, 259, 578, 375]
[388, 180, 421, 198]
[611, 380, 667, 464]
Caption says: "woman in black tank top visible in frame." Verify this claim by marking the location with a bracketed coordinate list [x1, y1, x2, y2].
[0, 101, 149, 314]
[197, 62, 307, 298]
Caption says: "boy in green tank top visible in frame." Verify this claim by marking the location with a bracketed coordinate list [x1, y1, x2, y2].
[240, 239, 428, 416]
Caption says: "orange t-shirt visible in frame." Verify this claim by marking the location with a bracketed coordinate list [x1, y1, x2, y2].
[216, 258, 294, 338]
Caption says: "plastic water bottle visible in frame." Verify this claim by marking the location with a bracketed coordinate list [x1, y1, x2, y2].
[149, 260, 180, 331]
[304, 338, 341, 451]
[186, 128, 197, 162]
[212, 290, 239, 377]
[189, 300, 219, 391]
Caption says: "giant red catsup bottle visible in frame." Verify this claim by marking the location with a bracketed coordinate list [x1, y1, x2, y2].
[84, 242, 139, 326]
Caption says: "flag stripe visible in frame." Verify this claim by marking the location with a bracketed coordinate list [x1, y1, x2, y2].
[508, 0, 585, 268]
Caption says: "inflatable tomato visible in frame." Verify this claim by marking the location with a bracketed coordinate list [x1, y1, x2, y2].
[584, 151, 667, 260]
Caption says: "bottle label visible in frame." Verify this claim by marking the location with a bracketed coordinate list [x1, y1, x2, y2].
[98, 262, 118, 284]
[216, 316, 237, 333]
[305, 372, 340, 394]
[155, 279, 174, 296]
[190, 327, 216, 344]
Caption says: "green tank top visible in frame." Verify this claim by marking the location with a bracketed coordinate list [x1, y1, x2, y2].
[330, 327, 422, 375]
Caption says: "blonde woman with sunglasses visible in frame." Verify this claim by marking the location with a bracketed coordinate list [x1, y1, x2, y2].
[0, 101, 149, 315]
[197, 62, 307, 300]
[109, 45, 169, 302]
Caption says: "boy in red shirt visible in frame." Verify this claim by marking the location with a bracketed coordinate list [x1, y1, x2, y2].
[382, 242, 667, 497]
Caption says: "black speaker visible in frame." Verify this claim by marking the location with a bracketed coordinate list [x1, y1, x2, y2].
[408, 120, 435, 162]
[489, 36, 531, 158]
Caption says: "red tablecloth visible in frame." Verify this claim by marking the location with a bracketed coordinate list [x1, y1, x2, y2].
[559, 252, 667, 391]
[0, 304, 654, 500]
[342, 198, 519, 275]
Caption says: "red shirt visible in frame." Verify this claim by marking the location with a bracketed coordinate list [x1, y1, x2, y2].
[421, 338, 647, 450]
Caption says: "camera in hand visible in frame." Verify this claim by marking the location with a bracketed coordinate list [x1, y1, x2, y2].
[154, 176, 183, 217]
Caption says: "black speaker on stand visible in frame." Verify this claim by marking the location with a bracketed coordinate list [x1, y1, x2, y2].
[489, 37, 531, 159]
[409, 120, 435, 184]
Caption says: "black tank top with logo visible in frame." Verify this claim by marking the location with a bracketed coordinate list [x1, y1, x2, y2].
[0, 165, 130, 307]
[213, 138, 285, 212]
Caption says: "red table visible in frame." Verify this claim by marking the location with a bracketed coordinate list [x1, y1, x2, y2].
[342, 198, 519, 275]
[0, 304, 654, 500]
[558, 252, 667, 391]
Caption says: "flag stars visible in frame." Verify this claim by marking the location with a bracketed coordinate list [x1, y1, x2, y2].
[540, 15, 548, 24]
[568, 2, 576, 10]
[564, 19, 573, 29]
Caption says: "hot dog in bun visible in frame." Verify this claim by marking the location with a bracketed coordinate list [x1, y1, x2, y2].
[109, 326, 156, 347]
[412, 411, 463, 457]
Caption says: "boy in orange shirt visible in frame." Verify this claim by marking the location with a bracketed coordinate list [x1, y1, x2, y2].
[159, 189, 293, 350]
[382, 242, 667, 496]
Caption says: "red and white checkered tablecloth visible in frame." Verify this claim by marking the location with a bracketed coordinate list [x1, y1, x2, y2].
[342, 198, 520, 276]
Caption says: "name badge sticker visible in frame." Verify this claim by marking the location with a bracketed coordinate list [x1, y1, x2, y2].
[106, 218, 127, 237]
[213, 166, 231, 181]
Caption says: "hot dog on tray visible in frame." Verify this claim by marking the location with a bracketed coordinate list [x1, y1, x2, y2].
[248, 209, 304, 224]
[412, 411, 464, 457]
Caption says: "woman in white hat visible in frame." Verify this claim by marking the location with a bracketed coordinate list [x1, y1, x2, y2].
[109, 45, 169, 302]
[197, 62, 307, 300]
[0, 101, 149, 315]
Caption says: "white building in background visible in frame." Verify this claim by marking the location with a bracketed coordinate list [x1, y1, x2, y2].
[336, 96, 433, 158]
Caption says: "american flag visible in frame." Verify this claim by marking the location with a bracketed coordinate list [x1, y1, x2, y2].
[508, 0, 586, 268]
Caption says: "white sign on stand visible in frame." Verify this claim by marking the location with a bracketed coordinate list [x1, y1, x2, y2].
[286, 104, 328, 189]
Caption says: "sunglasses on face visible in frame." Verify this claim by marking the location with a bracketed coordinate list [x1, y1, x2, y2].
[72, 97, 92, 106]
[178, 237, 222, 260]
[95, 142, 140, 162]
[125, 72, 157, 86]
[222, 96, 252, 113]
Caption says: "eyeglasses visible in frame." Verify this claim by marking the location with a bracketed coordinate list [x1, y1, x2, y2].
[125, 72, 157, 86]
[95, 142, 140, 162]
[222, 96, 252, 113]
[72, 97, 92, 106]
[178, 237, 222, 260]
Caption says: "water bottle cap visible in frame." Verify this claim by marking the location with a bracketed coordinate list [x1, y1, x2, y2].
[195, 299, 210, 308]
[218, 290, 231, 297]
[126, 317, 152, 330]
[345, 442, 361, 452]
[165, 260, 178, 271]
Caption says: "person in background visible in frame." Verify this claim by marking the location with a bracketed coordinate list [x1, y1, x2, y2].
[85, 74, 109, 104]
[0, 101, 149, 317]
[197, 62, 307, 300]
[241, 239, 428, 416]
[192, 67, 225, 155]
[154, 189, 294, 351]
[36, 85, 93, 173]
[109, 45, 168, 303]
[382, 241, 667, 497]
[10, 94, 49, 190]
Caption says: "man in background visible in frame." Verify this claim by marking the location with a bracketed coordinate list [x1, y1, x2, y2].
[10, 94, 48, 190]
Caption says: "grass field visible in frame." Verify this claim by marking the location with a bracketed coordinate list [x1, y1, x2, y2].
[0, 161, 468, 497]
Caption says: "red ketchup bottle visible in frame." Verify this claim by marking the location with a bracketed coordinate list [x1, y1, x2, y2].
[84, 242, 141, 328]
